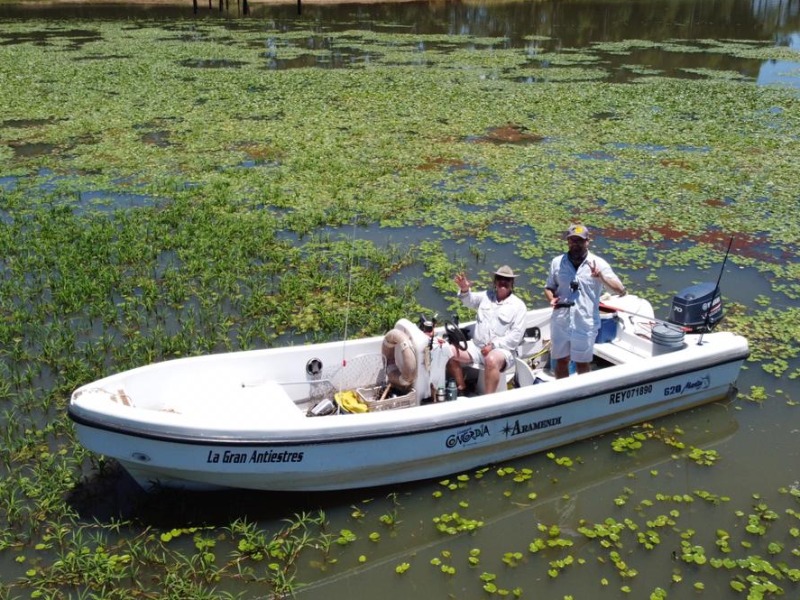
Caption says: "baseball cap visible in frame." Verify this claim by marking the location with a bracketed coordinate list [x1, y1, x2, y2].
[567, 224, 589, 239]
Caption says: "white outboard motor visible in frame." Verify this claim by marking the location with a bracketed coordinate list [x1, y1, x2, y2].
[666, 282, 723, 333]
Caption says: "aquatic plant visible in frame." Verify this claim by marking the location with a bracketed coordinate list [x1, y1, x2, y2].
[0, 10, 798, 600]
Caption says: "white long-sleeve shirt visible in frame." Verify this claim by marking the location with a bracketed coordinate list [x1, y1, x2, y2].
[458, 288, 527, 351]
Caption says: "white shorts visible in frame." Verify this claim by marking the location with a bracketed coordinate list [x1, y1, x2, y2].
[466, 341, 513, 371]
[551, 326, 596, 364]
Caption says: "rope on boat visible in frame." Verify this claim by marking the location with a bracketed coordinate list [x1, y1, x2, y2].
[526, 340, 552, 369]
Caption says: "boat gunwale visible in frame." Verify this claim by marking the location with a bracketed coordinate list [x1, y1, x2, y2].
[68, 351, 748, 448]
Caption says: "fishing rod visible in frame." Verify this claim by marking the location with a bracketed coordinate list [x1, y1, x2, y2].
[340, 214, 359, 369]
[598, 302, 688, 332]
[697, 236, 734, 345]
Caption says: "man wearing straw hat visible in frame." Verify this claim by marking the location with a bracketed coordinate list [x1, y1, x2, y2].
[448, 265, 528, 395]
[545, 224, 626, 379]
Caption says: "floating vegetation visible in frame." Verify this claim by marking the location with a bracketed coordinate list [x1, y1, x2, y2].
[680, 67, 750, 81]
[0, 9, 799, 600]
[433, 511, 485, 535]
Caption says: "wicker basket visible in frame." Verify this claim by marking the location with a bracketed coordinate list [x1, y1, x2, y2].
[357, 386, 417, 411]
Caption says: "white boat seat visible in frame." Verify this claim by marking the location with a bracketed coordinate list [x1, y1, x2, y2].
[468, 356, 517, 395]
[514, 356, 537, 388]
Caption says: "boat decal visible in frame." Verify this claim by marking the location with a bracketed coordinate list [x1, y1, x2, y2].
[446, 424, 490, 449]
[501, 416, 562, 438]
[608, 384, 654, 404]
[664, 375, 710, 397]
[206, 450, 304, 464]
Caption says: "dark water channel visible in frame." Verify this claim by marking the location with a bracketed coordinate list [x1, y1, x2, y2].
[1, 1, 799, 599]
[3, 0, 800, 85]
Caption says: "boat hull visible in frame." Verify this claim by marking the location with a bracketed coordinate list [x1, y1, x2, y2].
[70, 339, 746, 491]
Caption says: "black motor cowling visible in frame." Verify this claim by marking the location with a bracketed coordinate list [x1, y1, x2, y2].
[666, 282, 723, 333]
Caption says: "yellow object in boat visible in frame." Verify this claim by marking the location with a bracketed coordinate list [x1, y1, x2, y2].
[335, 390, 368, 413]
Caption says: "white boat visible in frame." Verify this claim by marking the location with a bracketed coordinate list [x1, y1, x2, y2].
[68, 288, 749, 492]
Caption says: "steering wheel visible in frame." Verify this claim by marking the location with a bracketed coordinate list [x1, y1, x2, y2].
[445, 321, 468, 352]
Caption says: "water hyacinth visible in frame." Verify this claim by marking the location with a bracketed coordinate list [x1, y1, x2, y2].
[0, 4, 799, 600]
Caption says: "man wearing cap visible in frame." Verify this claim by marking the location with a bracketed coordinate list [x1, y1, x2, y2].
[448, 266, 528, 394]
[545, 224, 626, 379]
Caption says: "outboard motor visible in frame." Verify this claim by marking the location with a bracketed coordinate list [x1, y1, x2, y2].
[666, 282, 723, 333]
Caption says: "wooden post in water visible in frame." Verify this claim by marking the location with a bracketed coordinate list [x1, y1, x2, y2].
[193, 0, 198, 13]
[297, 0, 301, 14]
[243, 0, 249, 15]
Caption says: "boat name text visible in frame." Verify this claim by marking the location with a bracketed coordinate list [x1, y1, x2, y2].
[609, 384, 653, 404]
[206, 450, 304, 464]
[446, 424, 490, 449]
[502, 416, 562, 438]
[664, 375, 710, 397]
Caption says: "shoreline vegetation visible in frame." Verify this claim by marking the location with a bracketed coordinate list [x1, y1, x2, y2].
[3, 0, 432, 6]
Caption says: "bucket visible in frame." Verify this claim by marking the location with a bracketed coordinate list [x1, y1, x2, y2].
[595, 311, 618, 343]
[651, 324, 685, 355]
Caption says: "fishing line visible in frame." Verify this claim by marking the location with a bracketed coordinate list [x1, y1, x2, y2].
[341, 214, 358, 368]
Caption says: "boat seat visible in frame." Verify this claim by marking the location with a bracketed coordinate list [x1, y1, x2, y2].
[514, 356, 537, 388]
[467, 356, 517, 395]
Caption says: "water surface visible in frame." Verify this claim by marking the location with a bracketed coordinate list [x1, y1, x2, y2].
[0, 0, 799, 598]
